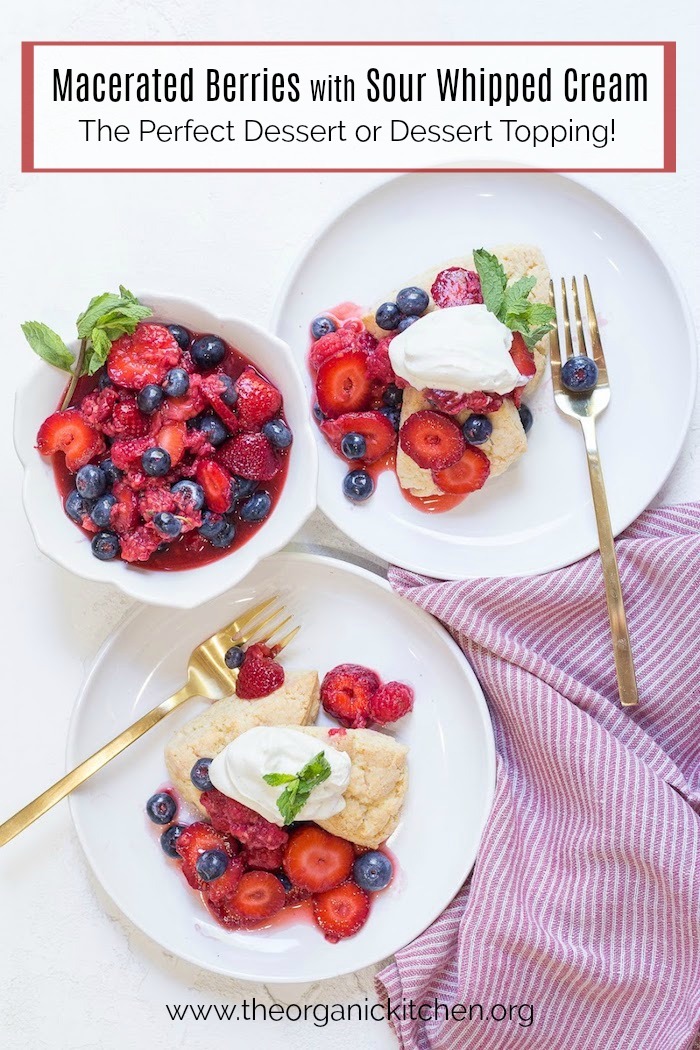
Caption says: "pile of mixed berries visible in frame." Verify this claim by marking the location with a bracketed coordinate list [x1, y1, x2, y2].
[36, 321, 291, 566]
[308, 267, 535, 503]
[147, 761, 393, 941]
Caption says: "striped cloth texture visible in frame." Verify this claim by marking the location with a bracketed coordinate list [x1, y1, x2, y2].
[376, 502, 700, 1050]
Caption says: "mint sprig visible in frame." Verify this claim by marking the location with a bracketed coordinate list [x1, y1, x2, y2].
[263, 750, 332, 825]
[21, 286, 152, 408]
[473, 249, 555, 350]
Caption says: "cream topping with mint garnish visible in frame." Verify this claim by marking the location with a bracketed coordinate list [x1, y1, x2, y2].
[209, 726, 351, 827]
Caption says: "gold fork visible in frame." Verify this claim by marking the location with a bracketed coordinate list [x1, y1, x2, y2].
[549, 277, 639, 708]
[0, 596, 300, 846]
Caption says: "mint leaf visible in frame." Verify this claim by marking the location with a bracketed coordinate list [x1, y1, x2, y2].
[84, 328, 113, 375]
[268, 750, 333, 825]
[21, 322, 75, 371]
[263, 772, 298, 786]
[473, 249, 507, 316]
[76, 293, 125, 339]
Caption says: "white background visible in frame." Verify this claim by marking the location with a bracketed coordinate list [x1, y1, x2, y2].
[1, 2, 699, 1050]
[31, 42, 666, 169]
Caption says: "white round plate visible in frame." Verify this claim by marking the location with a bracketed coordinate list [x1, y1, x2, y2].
[274, 173, 697, 578]
[67, 552, 495, 982]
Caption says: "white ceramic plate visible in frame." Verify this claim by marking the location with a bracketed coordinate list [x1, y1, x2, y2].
[274, 173, 697, 578]
[14, 296, 317, 608]
[67, 552, 495, 982]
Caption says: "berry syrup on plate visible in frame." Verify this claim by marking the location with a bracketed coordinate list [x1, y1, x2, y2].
[46, 322, 291, 571]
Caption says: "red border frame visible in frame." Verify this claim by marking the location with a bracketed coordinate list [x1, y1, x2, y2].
[21, 41, 676, 174]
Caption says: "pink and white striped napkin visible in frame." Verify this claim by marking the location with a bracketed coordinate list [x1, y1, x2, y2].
[377, 502, 700, 1050]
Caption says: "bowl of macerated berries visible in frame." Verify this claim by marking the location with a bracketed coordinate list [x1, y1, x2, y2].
[14, 289, 317, 607]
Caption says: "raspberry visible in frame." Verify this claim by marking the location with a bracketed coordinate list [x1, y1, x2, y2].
[308, 326, 355, 373]
[138, 485, 177, 521]
[240, 844, 285, 871]
[217, 433, 279, 481]
[320, 664, 381, 728]
[107, 322, 181, 390]
[431, 268, 483, 309]
[110, 483, 139, 534]
[118, 523, 161, 563]
[184, 427, 215, 459]
[365, 336, 396, 388]
[102, 393, 151, 438]
[110, 436, 152, 471]
[78, 386, 119, 429]
[201, 789, 288, 851]
[236, 649, 285, 699]
[160, 373, 207, 423]
[368, 681, 414, 725]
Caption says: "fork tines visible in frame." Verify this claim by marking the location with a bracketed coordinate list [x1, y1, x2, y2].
[549, 276, 609, 386]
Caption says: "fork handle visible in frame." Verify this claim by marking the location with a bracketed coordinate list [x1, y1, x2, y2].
[580, 418, 639, 707]
[0, 682, 195, 848]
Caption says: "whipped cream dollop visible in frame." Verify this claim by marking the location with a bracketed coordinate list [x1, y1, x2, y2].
[209, 727, 352, 827]
[388, 303, 521, 394]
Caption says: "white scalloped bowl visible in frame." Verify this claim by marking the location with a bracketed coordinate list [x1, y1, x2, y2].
[14, 295, 318, 608]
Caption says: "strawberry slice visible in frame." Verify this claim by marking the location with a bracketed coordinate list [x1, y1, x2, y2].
[316, 348, 372, 418]
[175, 822, 233, 889]
[426, 388, 503, 415]
[432, 445, 491, 494]
[221, 870, 286, 927]
[36, 409, 105, 472]
[156, 422, 186, 467]
[313, 882, 370, 943]
[399, 410, 465, 470]
[107, 322, 181, 390]
[196, 459, 233, 514]
[320, 411, 396, 464]
[201, 855, 246, 926]
[234, 367, 282, 431]
[110, 482, 139, 534]
[200, 374, 240, 433]
[282, 826, 355, 894]
[509, 332, 537, 380]
[431, 267, 483, 309]
[217, 433, 279, 481]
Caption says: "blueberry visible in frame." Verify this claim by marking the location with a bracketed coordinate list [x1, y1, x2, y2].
[262, 419, 293, 450]
[380, 407, 401, 431]
[171, 479, 205, 511]
[240, 492, 272, 523]
[199, 512, 228, 541]
[156, 542, 170, 554]
[65, 489, 91, 523]
[561, 355, 598, 392]
[209, 521, 236, 548]
[166, 324, 191, 351]
[218, 373, 238, 407]
[76, 464, 107, 500]
[196, 413, 229, 447]
[101, 458, 122, 487]
[340, 432, 367, 459]
[141, 447, 171, 477]
[313, 403, 325, 423]
[383, 384, 403, 409]
[190, 757, 214, 791]
[97, 371, 113, 390]
[353, 850, 393, 891]
[224, 646, 245, 670]
[463, 414, 493, 445]
[277, 872, 293, 892]
[375, 302, 402, 331]
[153, 512, 182, 539]
[519, 405, 533, 433]
[91, 494, 117, 528]
[162, 367, 190, 398]
[146, 791, 177, 826]
[191, 334, 226, 370]
[343, 469, 374, 502]
[91, 531, 120, 561]
[396, 286, 429, 316]
[137, 383, 165, 414]
[196, 849, 229, 883]
[160, 824, 186, 858]
[311, 316, 337, 340]
[233, 477, 258, 500]
[397, 315, 419, 333]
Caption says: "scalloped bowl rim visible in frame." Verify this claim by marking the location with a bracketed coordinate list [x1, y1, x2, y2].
[14, 295, 318, 608]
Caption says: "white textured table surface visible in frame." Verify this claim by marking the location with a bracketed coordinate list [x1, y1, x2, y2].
[1, 2, 698, 1048]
